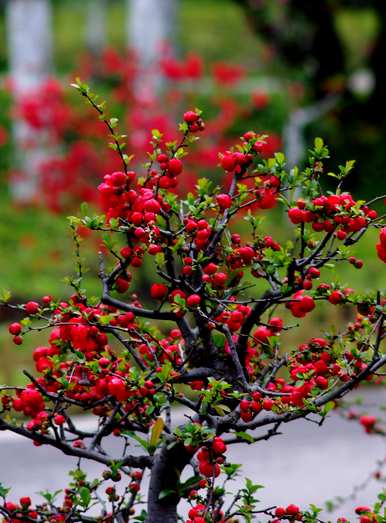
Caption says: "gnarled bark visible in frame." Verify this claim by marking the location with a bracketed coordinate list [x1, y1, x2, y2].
[146, 443, 190, 523]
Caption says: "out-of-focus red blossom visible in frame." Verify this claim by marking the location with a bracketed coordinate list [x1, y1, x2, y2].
[10, 48, 280, 212]
[160, 56, 185, 81]
[161, 53, 203, 81]
[212, 62, 246, 86]
[127, 109, 178, 154]
[259, 133, 281, 158]
[40, 141, 120, 212]
[184, 53, 203, 80]
[0, 125, 8, 146]
[205, 98, 239, 136]
[101, 47, 129, 75]
[252, 90, 270, 110]
[17, 78, 72, 138]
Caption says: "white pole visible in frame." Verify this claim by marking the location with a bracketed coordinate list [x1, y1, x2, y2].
[6, 0, 53, 202]
[127, 0, 177, 99]
[86, 0, 107, 57]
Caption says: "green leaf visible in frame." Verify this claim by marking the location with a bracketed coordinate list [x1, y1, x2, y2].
[212, 331, 225, 350]
[149, 417, 165, 450]
[0, 483, 10, 498]
[179, 475, 201, 492]
[38, 489, 62, 504]
[157, 361, 172, 382]
[133, 510, 148, 522]
[125, 431, 150, 451]
[151, 129, 162, 140]
[321, 401, 335, 417]
[79, 486, 91, 507]
[173, 294, 186, 308]
[245, 478, 264, 494]
[274, 151, 285, 165]
[235, 431, 255, 444]
[213, 404, 231, 416]
[109, 117, 119, 128]
[122, 153, 133, 165]
[158, 489, 176, 500]
[223, 463, 241, 478]
[0, 289, 11, 303]
[98, 314, 113, 326]
[155, 252, 165, 266]
[178, 122, 189, 133]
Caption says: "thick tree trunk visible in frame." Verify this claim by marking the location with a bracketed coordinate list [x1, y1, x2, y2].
[365, 2, 386, 125]
[127, 0, 177, 100]
[6, 0, 53, 202]
[85, 0, 107, 57]
[146, 444, 190, 523]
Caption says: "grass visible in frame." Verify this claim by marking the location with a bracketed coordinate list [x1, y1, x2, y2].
[180, 0, 259, 65]
[0, 197, 70, 297]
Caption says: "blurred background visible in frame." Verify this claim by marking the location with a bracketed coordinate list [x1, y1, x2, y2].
[0, 0, 385, 515]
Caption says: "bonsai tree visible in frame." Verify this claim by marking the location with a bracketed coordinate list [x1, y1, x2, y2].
[0, 81, 385, 523]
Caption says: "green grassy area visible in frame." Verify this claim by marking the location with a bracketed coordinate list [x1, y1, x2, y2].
[0, 190, 99, 299]
[0, 199, 71, 297]
[180, 0, 259, 65]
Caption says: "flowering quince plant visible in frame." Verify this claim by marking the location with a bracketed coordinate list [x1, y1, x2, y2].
[0, 80, 385, 523]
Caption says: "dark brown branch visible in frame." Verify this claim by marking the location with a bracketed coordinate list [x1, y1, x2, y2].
[223, 353, 386, 433]
[0, 417, 152, 469]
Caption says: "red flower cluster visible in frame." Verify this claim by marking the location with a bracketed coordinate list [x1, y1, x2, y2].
[160, 53, 203, 81]
[17, 78, 72, 138]
[288, 193, 377, 241]
[286, 290, 315, 318]
[212, 62, 245, 86]
[274, 504, 302, 521]
[197, 437, 226, 478]
[376, 227, 386, 262]
[12, 388, 45, 418]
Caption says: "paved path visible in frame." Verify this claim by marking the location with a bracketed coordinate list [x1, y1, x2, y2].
[0, 388, 385, 520]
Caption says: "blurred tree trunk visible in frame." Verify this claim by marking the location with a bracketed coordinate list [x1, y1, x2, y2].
[290, 0, 345, 97]
[127, 0, 177, 99]
[366, 1, 386, 124]
[6, 0, 53, 202]
[86, 0, 107, 57]
[235, 0, 345, 98]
